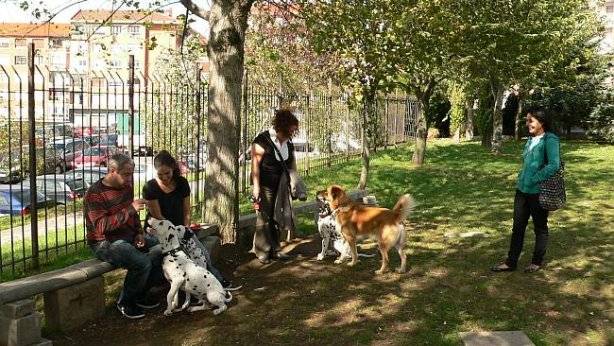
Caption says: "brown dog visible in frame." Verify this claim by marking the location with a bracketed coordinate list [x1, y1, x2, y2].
[317, 185, 415, 274]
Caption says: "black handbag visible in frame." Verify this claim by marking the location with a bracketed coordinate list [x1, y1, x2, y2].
[538, 140, 566, 211]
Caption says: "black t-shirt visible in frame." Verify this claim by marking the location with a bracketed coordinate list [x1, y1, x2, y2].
[143, 176, 190, 228]
[253, 131, 295, 189]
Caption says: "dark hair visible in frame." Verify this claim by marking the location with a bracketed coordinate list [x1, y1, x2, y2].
[107, 153, 133, 172]
[272, 109, 299, 138]
[526, 108, 552, 132]
[153, 150, 181, 181]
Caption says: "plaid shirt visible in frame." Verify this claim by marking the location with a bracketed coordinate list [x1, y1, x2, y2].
[84, 179, 142, 243]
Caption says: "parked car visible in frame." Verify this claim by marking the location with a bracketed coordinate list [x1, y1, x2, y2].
[0, 156, 22, 184]
[73, 126, 94, 138]
[72, 146, 118, 168]
[82, 133, 118, 147]
[0, 147, 66, 183]
[69, 168, 107, 187]
[32, 174, 87, 204]
[0, 186, 54, 216]
[48, 138, 91, 171]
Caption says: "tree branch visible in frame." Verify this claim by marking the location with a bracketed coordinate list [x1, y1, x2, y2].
[179, 0, 210, 21]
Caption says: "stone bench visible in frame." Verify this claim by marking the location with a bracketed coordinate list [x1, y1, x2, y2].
[0, 224, 220, 346]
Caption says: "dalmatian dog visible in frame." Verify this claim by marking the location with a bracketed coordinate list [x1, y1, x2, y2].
[315, 195, 375, 263]
[178, 227, 208, 269]
[148, 218, 232, 316]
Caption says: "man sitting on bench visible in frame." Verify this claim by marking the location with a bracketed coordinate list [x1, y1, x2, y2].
[84, 153, 163, 319]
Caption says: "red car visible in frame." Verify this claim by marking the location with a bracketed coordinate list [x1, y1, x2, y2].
[72, 146, 117, 168]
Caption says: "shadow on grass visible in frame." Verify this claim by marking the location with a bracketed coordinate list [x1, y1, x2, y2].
[49, 140, 613, 346]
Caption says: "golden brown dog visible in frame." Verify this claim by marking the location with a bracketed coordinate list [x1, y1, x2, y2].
[317, 185, 415, 274]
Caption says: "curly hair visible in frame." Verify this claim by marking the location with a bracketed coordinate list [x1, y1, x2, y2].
[272, 109, 299, 138]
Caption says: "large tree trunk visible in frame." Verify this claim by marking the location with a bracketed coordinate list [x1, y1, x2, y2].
[491, 84, 505, 154]
[204, 0, 252, 244]
[465, 99, 474, 140]
[514, 93, 524, 141]
[358, 88, 375, 190]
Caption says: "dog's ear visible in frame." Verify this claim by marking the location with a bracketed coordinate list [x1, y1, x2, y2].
[329, 185, 345, 201]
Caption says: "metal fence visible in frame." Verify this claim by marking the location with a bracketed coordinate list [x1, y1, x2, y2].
[0, 46, 418, 279]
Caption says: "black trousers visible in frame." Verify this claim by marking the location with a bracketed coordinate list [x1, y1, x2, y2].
[505, 190, 549, 268]
[252, 184, 281, 259]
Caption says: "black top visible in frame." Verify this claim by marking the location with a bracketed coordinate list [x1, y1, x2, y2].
[143, 176, 190, 228]
[253, 131, 295, 189]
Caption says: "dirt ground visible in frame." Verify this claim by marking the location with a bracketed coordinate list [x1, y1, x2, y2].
[49, 235, 407, 346]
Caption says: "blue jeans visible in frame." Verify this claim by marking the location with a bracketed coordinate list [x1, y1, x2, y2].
[90, 235, 164, 305]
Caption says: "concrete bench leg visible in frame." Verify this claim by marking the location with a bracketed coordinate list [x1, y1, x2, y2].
[43, 277, 105, 333]
[0, 299, 51, 346]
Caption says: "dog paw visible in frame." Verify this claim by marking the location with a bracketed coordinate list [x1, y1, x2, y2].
[316, 254, 325, 261]
[375, 268, 389, 275]
[163, 309, 173, 316]
[347, 261, 358, 267]
[396, 267, 407, 274]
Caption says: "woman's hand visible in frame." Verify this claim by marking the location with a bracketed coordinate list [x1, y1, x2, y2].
[251, 189, 261, 211]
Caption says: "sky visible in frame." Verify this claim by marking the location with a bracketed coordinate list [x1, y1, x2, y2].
[0, 0, 210, 35]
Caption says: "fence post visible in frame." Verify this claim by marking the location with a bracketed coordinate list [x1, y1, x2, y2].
[195, 68, 202, 216]
[128, 55, 135, 158]
[241, 69, 249, 194]
[384, 95, 389, 150]
[27, 43, 39, 269]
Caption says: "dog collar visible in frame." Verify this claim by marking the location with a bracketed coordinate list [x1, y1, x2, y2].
[331, 206, 351, 216]
[162, 247, 184, 256]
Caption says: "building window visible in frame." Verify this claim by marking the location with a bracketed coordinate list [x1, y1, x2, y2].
[15, 39, 26, 47]
[15, 56, 27, 65]
[128, 25, 140, 34]
[108, 60, 122, 68]
[111, 25, 122, 35]
[0, 39, 10, 48]
[50, 38, 63, 48]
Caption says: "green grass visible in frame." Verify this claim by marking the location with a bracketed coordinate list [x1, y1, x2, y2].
[49, 139, 613, 345]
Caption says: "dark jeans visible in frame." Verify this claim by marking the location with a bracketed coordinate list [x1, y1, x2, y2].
[252, 184, 281, 259]
[505, 190, 549, 268]
[90, 235, 164, 305]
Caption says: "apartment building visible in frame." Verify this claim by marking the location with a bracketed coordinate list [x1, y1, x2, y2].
[0, 10, 193, 125]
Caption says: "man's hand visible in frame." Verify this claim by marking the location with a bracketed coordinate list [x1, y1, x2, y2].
[132, 199, 146, 212]
[134, 233, 145, 248]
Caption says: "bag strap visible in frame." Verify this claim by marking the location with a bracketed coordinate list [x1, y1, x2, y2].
[266, 135, 292, 189]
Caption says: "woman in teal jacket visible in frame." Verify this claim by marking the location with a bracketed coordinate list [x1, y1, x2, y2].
[492, 109, 560, 273]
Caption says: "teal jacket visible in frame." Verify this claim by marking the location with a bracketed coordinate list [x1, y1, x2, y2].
[516, 132, 561, 194]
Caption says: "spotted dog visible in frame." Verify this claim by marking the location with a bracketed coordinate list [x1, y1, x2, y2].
[178, 227, 208, 269]
[315, 194, 375, 263]
[148, 218, 232, 316]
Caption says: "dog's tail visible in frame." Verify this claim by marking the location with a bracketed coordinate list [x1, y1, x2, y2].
[393, 194, 415, 224]
[224, 291, 233, 303]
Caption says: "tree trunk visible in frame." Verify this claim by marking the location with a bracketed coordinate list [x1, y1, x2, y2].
[204, 0, 252, 244]
[465, 99, 474, 140]
[514, 94, 524, 141]
[358, 88, 375, 190]
[452, 128, 461, 143]
[412, 98, 429, 165]
[491, 84, 505, 154]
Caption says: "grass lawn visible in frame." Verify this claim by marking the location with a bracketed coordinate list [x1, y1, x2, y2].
[48, 139, 612, 346]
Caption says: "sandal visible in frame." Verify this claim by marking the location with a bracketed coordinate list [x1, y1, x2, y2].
[491, 262, 516, 272]
[524, 264, 541, 273]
